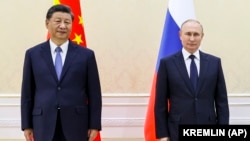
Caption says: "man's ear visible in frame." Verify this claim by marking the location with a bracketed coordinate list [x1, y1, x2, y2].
[179, 31, 182, 39]
[201, 33, 204, 38]
[45, 20, 49, 29]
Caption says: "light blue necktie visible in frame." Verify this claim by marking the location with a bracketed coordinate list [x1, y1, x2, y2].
[55, 47, 62, 80]
[189, 55, 198, 90]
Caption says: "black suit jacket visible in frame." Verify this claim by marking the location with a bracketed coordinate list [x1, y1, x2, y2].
[21, 40, 102, 141]
[154, 50, 229, 141]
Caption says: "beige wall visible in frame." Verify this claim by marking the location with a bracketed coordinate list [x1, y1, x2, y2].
[0, 0, 249, 94]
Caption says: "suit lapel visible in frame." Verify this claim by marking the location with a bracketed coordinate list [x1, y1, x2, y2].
[40, 41, 58, 82]
[173, 52, 194, 95]
[196, 51, 209, 96]
[60, 41, 78, 81]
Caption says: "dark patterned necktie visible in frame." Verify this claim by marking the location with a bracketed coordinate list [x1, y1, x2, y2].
[55, 47, 62, 80]
[189, 55, 198, 90]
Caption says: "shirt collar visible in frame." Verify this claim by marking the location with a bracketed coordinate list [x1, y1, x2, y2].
[49, 39, 69, 53]
[182, 48, 200, 60]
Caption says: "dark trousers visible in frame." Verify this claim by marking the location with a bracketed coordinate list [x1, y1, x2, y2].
[52, 110, 66, 141]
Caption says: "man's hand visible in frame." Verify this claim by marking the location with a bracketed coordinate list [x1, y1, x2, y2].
[158, 137, 170, 141]
[88, 129, 99, 141]
[24, 128, 34, 141]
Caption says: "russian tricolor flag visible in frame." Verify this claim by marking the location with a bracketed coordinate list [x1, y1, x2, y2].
[144, 0, 196, 140]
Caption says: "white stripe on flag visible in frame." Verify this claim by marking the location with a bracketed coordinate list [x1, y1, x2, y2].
[169, 0, 196, 28]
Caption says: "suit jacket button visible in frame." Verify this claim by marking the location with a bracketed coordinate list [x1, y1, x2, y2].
[57, 87, 61, 90]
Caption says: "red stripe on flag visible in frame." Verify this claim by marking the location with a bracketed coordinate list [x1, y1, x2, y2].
[144, 73, 170, 141]
[144, 73, 157, 141]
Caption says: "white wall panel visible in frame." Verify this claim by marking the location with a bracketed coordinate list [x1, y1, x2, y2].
[0, 93, 249, 140]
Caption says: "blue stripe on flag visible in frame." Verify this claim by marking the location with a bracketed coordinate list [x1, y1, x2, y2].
[155, 9, 182, 72]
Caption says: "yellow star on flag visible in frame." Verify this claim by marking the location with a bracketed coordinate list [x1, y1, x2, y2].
[78, 15, 83, 25]
[53, 0, 61, 5]
[72, 33, 83, 45]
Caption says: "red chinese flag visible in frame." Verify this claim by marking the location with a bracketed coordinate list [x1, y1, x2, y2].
[49, 0, 101, 140]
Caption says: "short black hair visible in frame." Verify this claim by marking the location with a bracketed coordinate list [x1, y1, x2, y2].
[46, 4, 74, 21]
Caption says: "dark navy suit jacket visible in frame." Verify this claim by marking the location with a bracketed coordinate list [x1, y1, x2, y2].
[154, 50, 229, 141]
[21, 40, 102, 141]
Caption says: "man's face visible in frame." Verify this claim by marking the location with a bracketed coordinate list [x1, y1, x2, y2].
[46, 12, 72, 43]
[179, 21, 204, 54]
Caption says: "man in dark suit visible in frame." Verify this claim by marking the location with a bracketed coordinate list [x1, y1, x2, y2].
[21, 4, 102, 141]
[154, 19, 229, 141]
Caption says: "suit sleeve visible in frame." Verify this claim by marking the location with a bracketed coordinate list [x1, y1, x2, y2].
[87, 51, 102, 130]
[21, 50, 35, 130]
[155, 59, 169, 138]
[215, 59, 230, 124]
